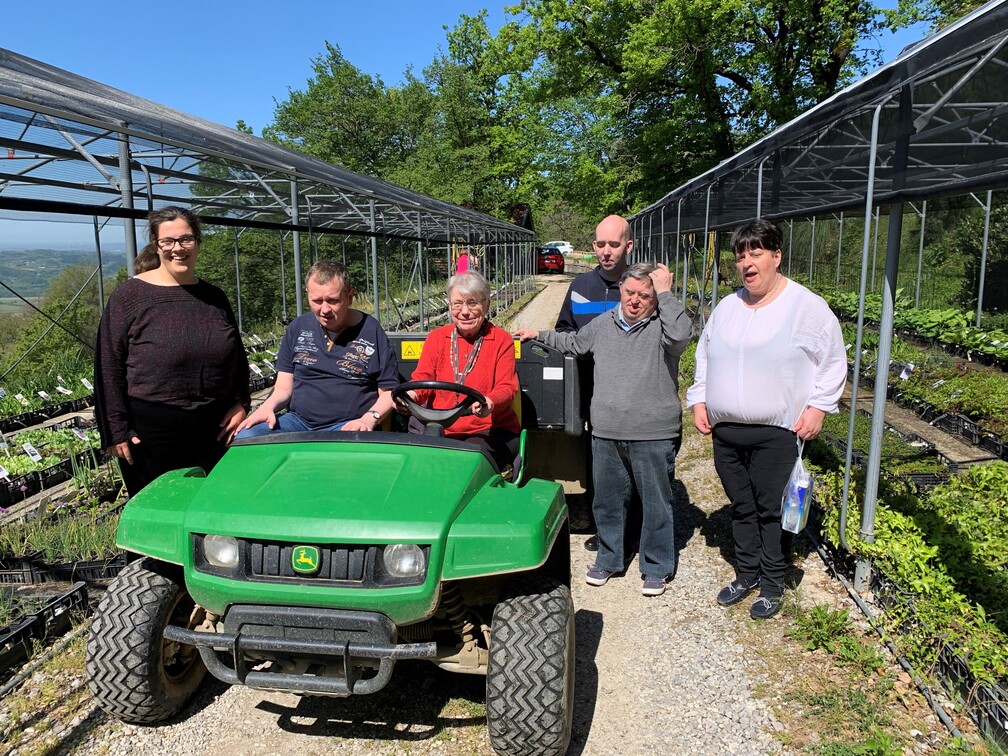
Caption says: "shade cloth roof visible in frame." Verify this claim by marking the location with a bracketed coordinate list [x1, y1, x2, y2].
[0, 48, 528, 244]
[630, 0, 1008, 233]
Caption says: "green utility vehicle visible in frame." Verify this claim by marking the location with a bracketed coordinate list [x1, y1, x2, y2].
[86, 363, 581, 756]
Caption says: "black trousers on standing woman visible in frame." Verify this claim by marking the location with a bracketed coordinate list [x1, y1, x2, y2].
[711, 423, 798, 597]
[118, 396, 231, 498]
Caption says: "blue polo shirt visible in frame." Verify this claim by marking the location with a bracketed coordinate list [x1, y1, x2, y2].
[277, 311, 399, 428]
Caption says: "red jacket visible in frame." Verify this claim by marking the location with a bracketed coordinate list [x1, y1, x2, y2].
[412, 322, 520, 437]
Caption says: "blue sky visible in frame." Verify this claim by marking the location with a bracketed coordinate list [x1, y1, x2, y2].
[0, 1, 928, 248]
[2, 1, 507, 137]
[3, 1, 926, 137]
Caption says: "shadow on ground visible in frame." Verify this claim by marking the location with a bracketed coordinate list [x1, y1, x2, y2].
[568, 607, 603, 755]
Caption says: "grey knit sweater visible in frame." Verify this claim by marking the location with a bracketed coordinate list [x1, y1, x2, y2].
[538, 291, 692, 440]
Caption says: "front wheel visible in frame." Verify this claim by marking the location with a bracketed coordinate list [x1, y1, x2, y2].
[486, 576, 575, 756]
[86, 558, 207, 723]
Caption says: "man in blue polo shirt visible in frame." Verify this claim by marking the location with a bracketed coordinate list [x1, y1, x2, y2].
[555, 214, 631, 332]
[235, 260, 398, 438]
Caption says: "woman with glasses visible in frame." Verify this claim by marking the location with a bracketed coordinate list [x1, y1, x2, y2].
[404, 270, 520, 470]
[94, 205, 250, 497]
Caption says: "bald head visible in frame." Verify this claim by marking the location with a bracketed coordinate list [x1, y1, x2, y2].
[593, 215, 633, 281]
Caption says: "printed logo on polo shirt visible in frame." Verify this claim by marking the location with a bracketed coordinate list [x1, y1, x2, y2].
[294, 330, 319, 353]
[333, 338, 377, 378]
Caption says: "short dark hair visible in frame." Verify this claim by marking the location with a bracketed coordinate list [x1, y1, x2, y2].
[730, 219, 783, 255]
[306, 259, 353, 291]
[147, 205, 202, 246]
[619, 262, 656, 286]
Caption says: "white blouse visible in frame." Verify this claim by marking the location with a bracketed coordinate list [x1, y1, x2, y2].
[686, 280, 847, 430]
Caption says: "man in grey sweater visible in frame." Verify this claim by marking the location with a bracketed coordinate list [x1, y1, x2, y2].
[515, 262, 691, 596]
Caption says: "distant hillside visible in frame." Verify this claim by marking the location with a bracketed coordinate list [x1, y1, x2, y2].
[0, 248, 127, 298]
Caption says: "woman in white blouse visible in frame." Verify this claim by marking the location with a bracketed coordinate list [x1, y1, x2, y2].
[686, 219, 846, 620]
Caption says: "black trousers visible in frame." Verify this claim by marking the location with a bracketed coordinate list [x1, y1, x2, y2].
[119, 397, 231, 497]
[711, 423, 797, 596]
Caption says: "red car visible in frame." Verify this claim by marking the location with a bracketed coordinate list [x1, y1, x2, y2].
[536, 247, 566, 274]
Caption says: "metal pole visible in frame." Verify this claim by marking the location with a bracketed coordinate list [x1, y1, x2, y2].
[835, 213, 844, 287]
[416, 212, 425, 330]
[841, 98, 889, 558]
[279, 231, 288, 321]
[116, 126, 138, 277]
[914, 201, 927, 308]
[290, 175, 303, 316]
[233, 227, 244, 333]
[678, 200, 686, 308]
[93, 216, 105, 314]
[705, 185, 718, 311]
[369, 200, 381, 325]
[857, 87, 912, 591]
[871, 206, 880, 291]
[787, 220, 793, 276]
[808, 216, 816, 285]
[976, 190, 993, 326]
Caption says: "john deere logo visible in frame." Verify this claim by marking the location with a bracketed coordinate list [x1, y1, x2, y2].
[292, 546, 320, 575]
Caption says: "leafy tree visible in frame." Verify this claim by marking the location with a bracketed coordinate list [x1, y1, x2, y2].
[502, 0, 906, 212]
[5, 265, 101, 385]
[266, 43, 435, 181]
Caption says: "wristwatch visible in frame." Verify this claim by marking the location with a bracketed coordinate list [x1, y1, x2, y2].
[367, 410, 382, 422]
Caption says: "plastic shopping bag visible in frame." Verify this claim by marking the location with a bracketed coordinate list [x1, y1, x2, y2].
[781, 439, 813, 534]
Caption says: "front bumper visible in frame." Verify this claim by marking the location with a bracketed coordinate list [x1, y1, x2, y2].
[163, 604, 436, 696]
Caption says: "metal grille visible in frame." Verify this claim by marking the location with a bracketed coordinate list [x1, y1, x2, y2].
[248, 541, 378, 583]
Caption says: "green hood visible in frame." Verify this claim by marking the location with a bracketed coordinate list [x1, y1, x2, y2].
[185, 436, 495, 544]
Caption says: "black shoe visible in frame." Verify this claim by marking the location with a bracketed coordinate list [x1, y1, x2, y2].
[749, 594, 783, 620]
[716, 578, 760, 606]
[584, 534, 599, 551]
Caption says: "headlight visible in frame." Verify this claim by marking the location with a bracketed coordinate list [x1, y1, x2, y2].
[203, 534, 240, 568]
[382, 544, 425, 579]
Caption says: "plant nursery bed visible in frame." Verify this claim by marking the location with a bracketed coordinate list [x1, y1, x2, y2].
[0, 552, 44, 585]
[36, 553, 126, 583]
[0, 581, 88, 684]
[870, 568, 1008, 751]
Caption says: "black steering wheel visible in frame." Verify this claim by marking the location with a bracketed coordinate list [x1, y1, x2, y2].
[393, 380, 488, 433]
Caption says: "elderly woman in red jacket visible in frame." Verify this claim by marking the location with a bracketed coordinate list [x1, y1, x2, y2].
[409, 270, 519, 469]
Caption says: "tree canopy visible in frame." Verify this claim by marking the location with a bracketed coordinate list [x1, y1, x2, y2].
[263, 0, 942, 240]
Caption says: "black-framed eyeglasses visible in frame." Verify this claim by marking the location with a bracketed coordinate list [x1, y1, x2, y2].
[157, 235, 198, 251]
[593, 240, 623, 249]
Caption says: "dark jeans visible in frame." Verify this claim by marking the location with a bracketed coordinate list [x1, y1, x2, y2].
[591, 436, 678, 579]
[712, 423, 798, 597]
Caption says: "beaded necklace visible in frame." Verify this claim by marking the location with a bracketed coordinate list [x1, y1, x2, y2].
[450, 323, 485, 384]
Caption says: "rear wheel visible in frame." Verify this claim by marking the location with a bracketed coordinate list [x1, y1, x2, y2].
[486, 576, 574, 756]
[87, 558, 207, 723]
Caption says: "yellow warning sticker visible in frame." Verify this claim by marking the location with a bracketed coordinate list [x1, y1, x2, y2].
[513, 339, 521, 359]
[400, 341, 425, 360]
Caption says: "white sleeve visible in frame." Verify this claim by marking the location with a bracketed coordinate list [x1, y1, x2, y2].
[806, 306, 847, 414]
[685, 316, 712, 410]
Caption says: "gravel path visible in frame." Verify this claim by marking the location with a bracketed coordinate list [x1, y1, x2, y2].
[30, 277, 834, 755]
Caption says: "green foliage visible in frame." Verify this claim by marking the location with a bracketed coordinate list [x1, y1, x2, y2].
[0, 265, 99, 387]
[813, 729, 902, 756]
[0, 510, 118, 562]
[678, 340, 697, 385]
[817, 411, 948, 479]
[815, 465, 1008, 686]
[789, 603, 852, 652]
[504, 0, 895, 213]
